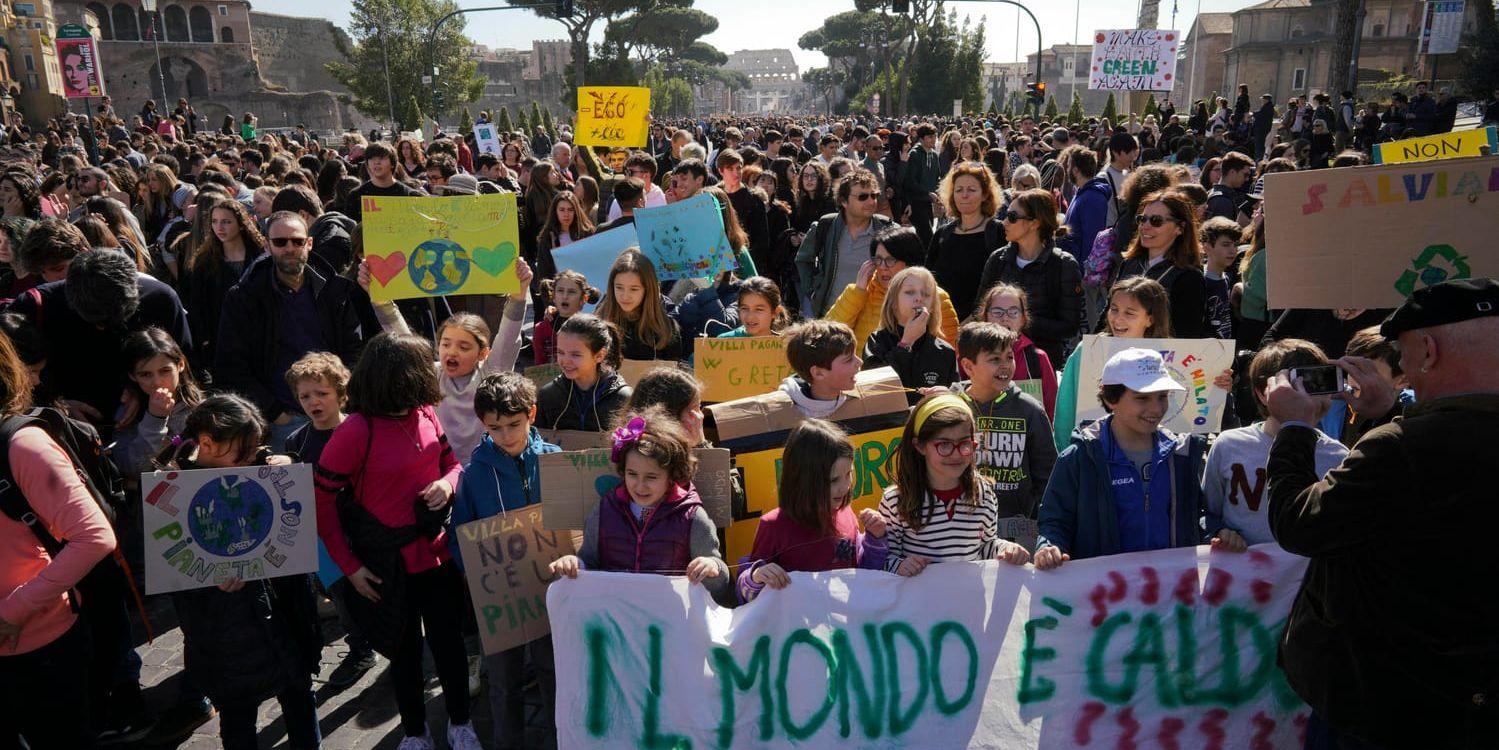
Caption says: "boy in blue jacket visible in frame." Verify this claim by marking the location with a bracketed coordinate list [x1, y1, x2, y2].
[447, 372, 561, 750]
[1034, 348, 1208, 569]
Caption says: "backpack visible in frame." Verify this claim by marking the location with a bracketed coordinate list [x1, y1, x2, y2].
[1083, 227, 1119, 290]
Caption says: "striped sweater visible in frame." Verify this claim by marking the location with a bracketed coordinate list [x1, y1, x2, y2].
[878, 480, 1002, 571]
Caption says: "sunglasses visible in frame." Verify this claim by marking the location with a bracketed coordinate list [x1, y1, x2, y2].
[270, 236, 310, 247]
[851, 192, 877, 202]
[1002, 210, 1031, 222]
[1135, 214, 1180, 228]
[929, 439, 978, 457]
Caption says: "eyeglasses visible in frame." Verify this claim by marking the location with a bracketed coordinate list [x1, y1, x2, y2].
[986, 306, 1023, 319]
[929, 439, 978, 457]
[851, 192, 877, 202]
[871, 256, 903, 268]
[1135, 214, 1179, 228]
[270, 236, 310, 247]
[1002, 210, 1031, 223]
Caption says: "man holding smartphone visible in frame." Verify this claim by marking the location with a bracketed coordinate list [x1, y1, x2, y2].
[1263, 278, 1499, 748]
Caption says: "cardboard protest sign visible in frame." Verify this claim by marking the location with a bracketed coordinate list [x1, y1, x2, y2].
[1263, 155, 1499, 309]
[473, 123, 502, 155]
[1088, 29, 1179, 91]
[574, 86, 650, 148]
[142, 465, 317, 594]
[551, 544, 1311, 748]
[617, 359, 690, 388]
[694, 336, 793, 403]
[1071, 335, 1233, 435]
[1373, 126, 1497, 165]
[551, 224, 639, 312]
[523, 362, 562, 390]
[452, 505, 575, 655]
[633, 193, 739, 280]
[1014, 378, 1044, 403]
[539, 447, 733, 530]
[537, 429, 612, 451]
[362, 194, 522, 302]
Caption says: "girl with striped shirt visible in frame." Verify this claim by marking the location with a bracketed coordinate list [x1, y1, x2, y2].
[879, 393, 1031, 576]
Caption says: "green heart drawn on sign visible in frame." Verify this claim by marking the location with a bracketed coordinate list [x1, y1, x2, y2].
[471, 241, 517, 277]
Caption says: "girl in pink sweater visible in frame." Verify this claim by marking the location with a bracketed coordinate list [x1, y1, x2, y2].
[0, 335, 115, 749]
[314, 332, 478, 750]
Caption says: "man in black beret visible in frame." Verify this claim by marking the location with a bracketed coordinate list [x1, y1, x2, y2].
[1262, 277, 1499, 748]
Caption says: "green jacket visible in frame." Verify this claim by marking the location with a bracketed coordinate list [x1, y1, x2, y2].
[794, 212, 894, 317]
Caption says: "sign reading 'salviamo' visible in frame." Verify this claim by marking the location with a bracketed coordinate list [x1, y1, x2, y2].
[549, 545, 1311, 749]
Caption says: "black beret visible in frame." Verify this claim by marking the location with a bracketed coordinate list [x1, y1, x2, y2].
[1380, 277, 1499, 339]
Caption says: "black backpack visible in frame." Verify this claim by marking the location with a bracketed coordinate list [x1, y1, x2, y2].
[0, 406, 128, 554]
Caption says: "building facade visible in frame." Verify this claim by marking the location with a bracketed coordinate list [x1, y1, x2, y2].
[724, 48, 806, 114]
[982, 61, 1028, 111]
[6, 0, 66, 127]
[1180, 12, 1233, 104]
[469, 42, 565, 124]
[1027, 44, 1110, 114]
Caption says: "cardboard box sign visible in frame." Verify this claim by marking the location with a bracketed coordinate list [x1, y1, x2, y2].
[1263, 155, 1499, 309]
[618, 359, 691, 388]
[694, 336, 794, 403]
[705, 366, 910, 452]
[539, 447, 733, 530]
[537, 429, 611, 452]
[452, 505, 576, 655]
[523, 362, 562, 390]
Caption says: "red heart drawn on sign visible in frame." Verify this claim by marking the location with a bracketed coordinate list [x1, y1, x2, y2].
[367, 252, 407, 286]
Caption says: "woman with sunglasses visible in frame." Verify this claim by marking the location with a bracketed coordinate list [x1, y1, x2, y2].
[1113, 189, 1209, 338]
[877, 393, 1031, 578]
[976, 188, 1085, 366]
[927, 162, 1005, 321]
[825, 225, 958, 354]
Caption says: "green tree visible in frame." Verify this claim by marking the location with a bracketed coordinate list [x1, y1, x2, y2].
[328, 0, 485, 129]
[986, 101, 999, 119]
[497, 105, 513, 134]
[643, 66, 693, 116]
[907, 8, 956, 113]
[803, 66, 847, 114]
[516, 106, 531, 135]
[799, 10, 912, 115]
[459, 106, 474, 133]
[1101, 92, 1118, 123]
[952, 14, 986, 118]
[1067, 90, 1085, 124]
[1143, 93, 1159, 120]
[508, 0, 647, 89]
[541, 107, 556, 138]
[530, 101, 544, 134]
[1044, 95, 1058, 120]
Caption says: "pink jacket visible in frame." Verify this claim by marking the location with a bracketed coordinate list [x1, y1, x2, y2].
[0, 426, 115, 654]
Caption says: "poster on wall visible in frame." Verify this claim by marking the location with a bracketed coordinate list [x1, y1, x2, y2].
[1088, 29, 1179, 92]
[56, 24, 105, 99]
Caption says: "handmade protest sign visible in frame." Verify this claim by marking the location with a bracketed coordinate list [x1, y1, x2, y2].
[540, 447, 733, 530]
[143, 464, 317, 594]
[695, 336, 794, 403]
[1071, 335, 1233, 436]
[1373, 126, 1497, 165]
[453, 505, 575, 655]
[524, 362, 562, 390]
[537, 429, 612, 452]
[574, 86, 650, 148]
[634, 193, 740, 280]
[617, 359, 690, 388]
[1088, 29, 1179, 91]
[473, 123, 502, 155]
[551, 224, 639, 311]
[1263, 155, 1499, 309]
[551, 544, 1310, 748]
[361, 194, 522, 302]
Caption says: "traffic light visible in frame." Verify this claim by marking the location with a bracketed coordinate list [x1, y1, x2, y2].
[555, 0, 573, 17]
[432, 90, 445, 112]
[1027, 81, 1047, 106]
[891, 0, 909, 13]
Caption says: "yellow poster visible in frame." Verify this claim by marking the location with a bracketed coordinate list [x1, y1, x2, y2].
[361, 194, 522, 302]
[1373, 126, 1498, 165]
[574, 86, 650, 148]
[725, 426, 903, 563]
[694, 337, 794, 403]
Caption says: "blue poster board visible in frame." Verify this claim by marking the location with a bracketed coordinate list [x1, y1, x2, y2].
[550, 224, 639, 311]
[633, 193, 739, 280]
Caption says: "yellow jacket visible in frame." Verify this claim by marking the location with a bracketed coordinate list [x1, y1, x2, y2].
[825, 277, 961, 355]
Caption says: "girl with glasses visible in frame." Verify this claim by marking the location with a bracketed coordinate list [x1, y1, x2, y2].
[971, 283, 1057, 419]
[877, 393, 1031, 577]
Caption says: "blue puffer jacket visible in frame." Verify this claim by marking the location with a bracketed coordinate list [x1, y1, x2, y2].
[1036, 417, 1207, 560]
[1059, 175, 1113, 261]
[447, 427, 562, 568]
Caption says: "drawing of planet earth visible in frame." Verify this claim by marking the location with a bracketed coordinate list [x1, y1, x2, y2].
[187, 476, 274, 557]
[408, 238, 471, 295]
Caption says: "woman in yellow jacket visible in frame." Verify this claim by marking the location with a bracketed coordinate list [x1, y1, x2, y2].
[826, 225, 958, 353]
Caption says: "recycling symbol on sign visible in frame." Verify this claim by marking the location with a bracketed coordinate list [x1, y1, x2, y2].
[1393, 244, 1471, 297]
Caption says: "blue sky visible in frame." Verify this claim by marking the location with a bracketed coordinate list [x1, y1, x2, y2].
[249, 0, 1257, 70]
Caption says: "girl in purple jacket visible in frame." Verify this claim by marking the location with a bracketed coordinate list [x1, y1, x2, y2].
[550, 407, 731, 602]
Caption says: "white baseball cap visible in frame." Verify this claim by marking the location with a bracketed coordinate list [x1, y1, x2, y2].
[1101, 348, 1185, 393]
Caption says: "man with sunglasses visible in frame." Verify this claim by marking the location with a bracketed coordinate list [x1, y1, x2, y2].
[605, 151, 667, 222]
[215, 211, 373, 449]
[797, 168, 892, 317]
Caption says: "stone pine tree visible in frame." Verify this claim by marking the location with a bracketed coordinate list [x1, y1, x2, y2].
[329, 0, 484, 130]
[517, 106, 532, 136]
[530, 101, 545, 135]
[459, 106, 474, 133]
[541, 107, 557, 139]
[1067, 91, 1085, 124]
[497, 106, 513, 134]
[1101, 93, 1118, 123]
[1143, 94, 1160, 119]
[1044, 95, 1058, 120]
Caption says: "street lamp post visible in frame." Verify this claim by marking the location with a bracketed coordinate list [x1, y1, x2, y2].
[139, 0, 169, 106]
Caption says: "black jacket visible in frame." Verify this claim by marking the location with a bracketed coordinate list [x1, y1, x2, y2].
[174, 574, 321, 706]
[180, 248, 263, 373]
[535, 371, 633, 432]
[309, 211, 357, 275]
[1115, 257, 1209, 339]
[617, 313, 684, 362]
[1268, 397, 1499, 747]
[976, 242, 1084, 364]
[928, 217, 1005, 320]
[214, 253, 374, 421]
[863, 329, 958, 403]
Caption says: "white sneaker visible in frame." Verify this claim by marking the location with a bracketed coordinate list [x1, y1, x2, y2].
[396, 730, 434, 750]
[447, 722, 483, 750]
[467, 653, 483, 697]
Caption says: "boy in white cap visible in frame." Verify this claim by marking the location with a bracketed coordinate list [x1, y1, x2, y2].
[1034, 348, 1209, 569]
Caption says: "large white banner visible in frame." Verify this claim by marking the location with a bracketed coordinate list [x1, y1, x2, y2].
[1089, 29, 1180, 92]
[550, 545, 1311, 749]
